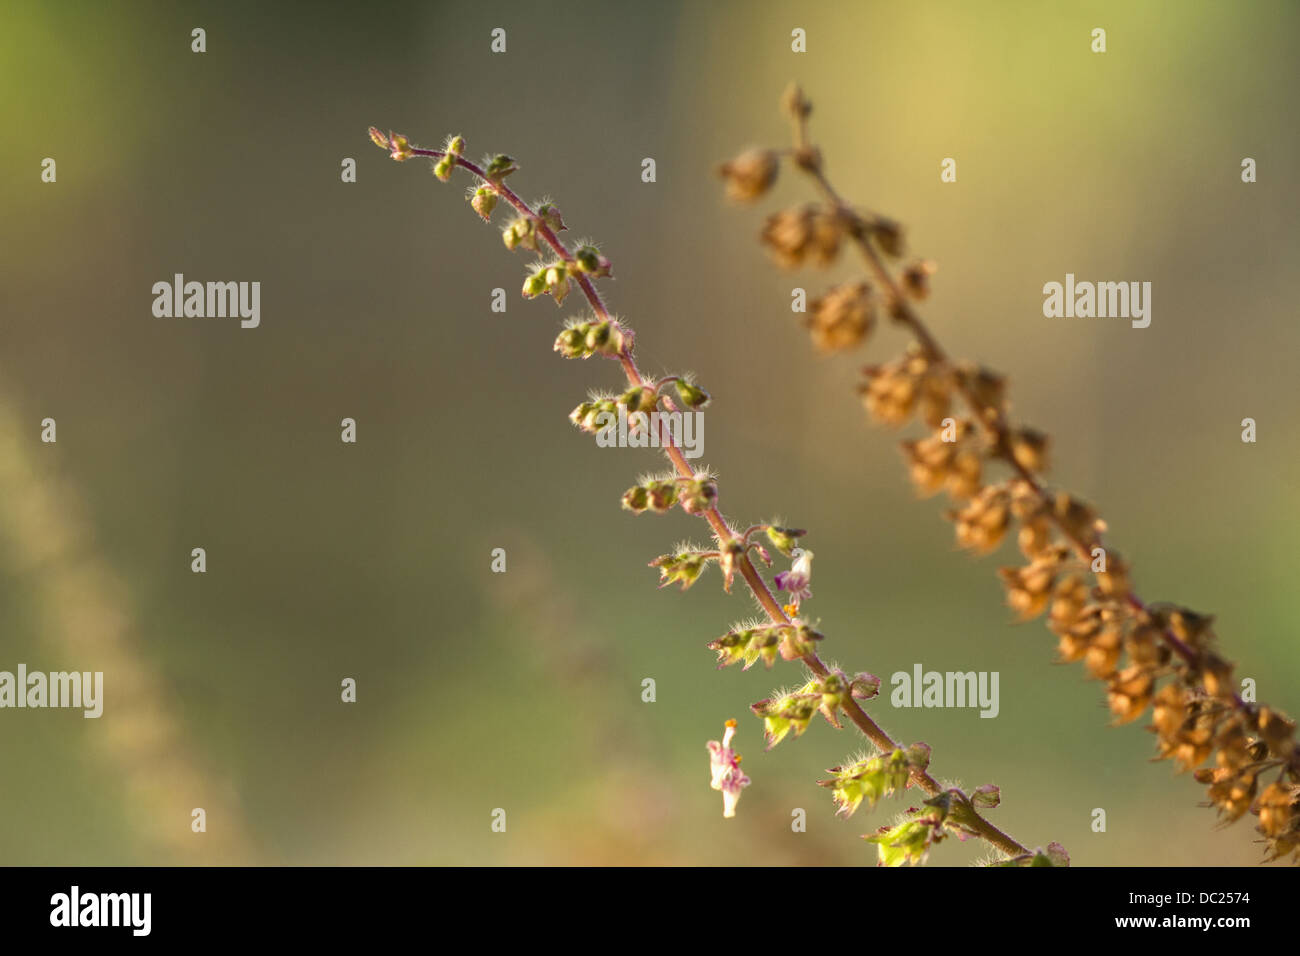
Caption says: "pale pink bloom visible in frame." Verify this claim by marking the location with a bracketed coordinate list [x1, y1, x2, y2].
[707, 719, 751, 818]
[774, 549, 814, 609]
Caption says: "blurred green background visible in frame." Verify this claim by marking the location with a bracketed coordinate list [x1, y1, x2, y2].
[1, 0, 1297, 865]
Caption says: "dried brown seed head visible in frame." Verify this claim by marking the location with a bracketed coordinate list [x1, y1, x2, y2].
[718, 149, 780, 202]
[1009, 427, 1050, 474]
[807, 282, 874, 353]
[901, 260, 937, 300]
[781, 82, 812, 120]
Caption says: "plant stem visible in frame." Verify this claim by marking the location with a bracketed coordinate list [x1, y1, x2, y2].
[792, 127, 1300, 800]
[410, 145, 1032, 858]
[790, 151, 1257, 699]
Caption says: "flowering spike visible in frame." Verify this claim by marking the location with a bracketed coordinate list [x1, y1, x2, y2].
[371, 110, 1072, 868]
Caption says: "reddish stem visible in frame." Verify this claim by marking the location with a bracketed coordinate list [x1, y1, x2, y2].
[404, 143, 1031, 858]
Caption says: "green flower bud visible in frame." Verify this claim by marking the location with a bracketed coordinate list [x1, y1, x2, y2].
[923, 790, 955, 823]
[709, 627, 783, 670]
[850, 672, 882, 700]
[820, 774, 872, 818]
[485, 154, 518, 180]
[584, 321, 610, 351]
[865, 817, 936, 868]
[537, 202, 566, 232]
[433, 157, 454, 182]
[518, 221, 538, 251]
[522, 271, 546, 298]
[544, 264, 569, 305]
[751, 629, 781, 669]
[674, 380, 710, 410]
[502, 218, 537, 251]
[597, 324, 625, 355]
[708, 629, 752, 668]
[470, 186, 498, 221]
[818, 672, 847, 727]
[618, 386, 654, 414]
[646, 480, 679, 513]
[621, 485, 650, 512]
[679, 476, 718, 515]
[778, 623, 823, 661]
[388, 133, 413, 161]
[554, 326, 589, 359]
[820, 749, 913, 818]
[590, 400, 616, 430]
[992, 842, 1069, 867]
[650, 551, 708, 591]
[569, 399, 613, 434]
[764, 525, 806, 558]
[718, 539, 744, 593]
[971, 784, 1000, 809]
[760, 711, 792, 749]
[884, 749, 912, 787]
[445, 135, 465, 157]
[573, 244, 612, 277]
[905, 742, 932, 772]
[569, 401, 595, 431]
[590, 321, 631, 357]
[751, 692, 818, 750]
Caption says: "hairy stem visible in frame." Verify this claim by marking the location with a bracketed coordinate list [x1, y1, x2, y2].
[407, 143, 1031, 859]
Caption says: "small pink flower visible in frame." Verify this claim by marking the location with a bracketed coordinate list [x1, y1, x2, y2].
[774, 549, 814, 609]
[706, 719, 751, 818]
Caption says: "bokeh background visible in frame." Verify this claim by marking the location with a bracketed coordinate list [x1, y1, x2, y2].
[1, 0, 1297, 865]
